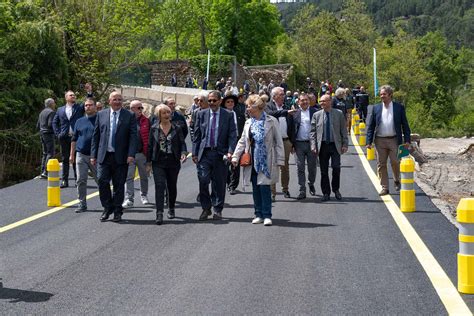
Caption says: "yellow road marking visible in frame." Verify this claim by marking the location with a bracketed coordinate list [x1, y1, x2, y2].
[0, 175, 141, 234]
[352, 132, 471, 315]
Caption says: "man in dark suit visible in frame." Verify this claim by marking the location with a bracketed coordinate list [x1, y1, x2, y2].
[222, 93, 246, 195]
[288, 93, 318, 200]
[310, 94, 348, 201]
[91, 91, 137, 222]
[53, 90, 85, 188]
[367, 85, 411, 196]
[192, 90, 237, 220]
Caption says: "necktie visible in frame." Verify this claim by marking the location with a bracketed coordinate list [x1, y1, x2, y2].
[325, 111, 331, 143]
[210, 112, 216, 147]
[111, 111, 117, 150]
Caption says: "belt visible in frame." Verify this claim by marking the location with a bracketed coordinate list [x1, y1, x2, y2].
[296, 140, 310, 142]
[282, 137, 289, 141]
[322, 141, 335, 145]
[376, 135, 396, 139]
[205, 147, 218, 151]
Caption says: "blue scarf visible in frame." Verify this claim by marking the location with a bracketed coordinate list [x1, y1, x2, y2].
[250, 113, 270, 178]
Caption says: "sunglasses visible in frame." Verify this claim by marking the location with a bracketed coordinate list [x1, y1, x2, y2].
[132, 107, 144, 110]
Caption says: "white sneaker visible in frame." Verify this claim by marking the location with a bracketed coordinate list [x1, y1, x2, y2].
[252, 217, 264, 224]
[122, 199, 134, 209]
[263, 218, 272, 226]
[141, 196, 149, 205]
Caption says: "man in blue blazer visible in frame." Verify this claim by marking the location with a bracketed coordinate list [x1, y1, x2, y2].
[91, 91, 137, 222]
[53, 91, 85, 187]
[192, 90, 237, 220]
[367, 85, 411, 196]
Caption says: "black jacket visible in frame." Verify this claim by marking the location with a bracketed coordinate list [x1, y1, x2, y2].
[37, 107, 56, 134]
[147, 122, 187, 163]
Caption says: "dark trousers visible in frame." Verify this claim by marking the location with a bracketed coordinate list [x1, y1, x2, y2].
[59, 135, 77, 181]
[97, 152, 128, 215]
[152, 162, 180, 214]
[197, 149, 228, 213]
[227, 163, 240, 190]
[40, 133, 55, 174]
[318, 142, 341, 195]
[358, 105, 368, 122]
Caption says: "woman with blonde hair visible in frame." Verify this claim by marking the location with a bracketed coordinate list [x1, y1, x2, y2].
[232, 94, 284, 226]
[147, 104, 188, 225]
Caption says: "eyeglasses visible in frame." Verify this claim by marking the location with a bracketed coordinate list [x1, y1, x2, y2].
[208, 99, 218, 103]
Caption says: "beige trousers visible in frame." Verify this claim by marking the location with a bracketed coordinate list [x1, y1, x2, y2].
[271, 138, 292, 194]
[374, 136, 400, 190]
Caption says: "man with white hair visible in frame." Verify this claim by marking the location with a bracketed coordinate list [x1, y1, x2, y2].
[265, 86, 296, 200]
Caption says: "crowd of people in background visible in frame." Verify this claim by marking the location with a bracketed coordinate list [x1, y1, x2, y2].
[37, 77, 410, 226]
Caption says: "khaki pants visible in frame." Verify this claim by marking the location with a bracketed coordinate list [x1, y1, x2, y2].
[374, 136, 400, 190]
[271, 138, 292, 195]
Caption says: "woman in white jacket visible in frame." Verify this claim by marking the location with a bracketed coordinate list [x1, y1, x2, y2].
[232, 94, 284, 226]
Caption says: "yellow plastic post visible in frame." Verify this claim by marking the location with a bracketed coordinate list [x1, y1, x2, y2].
[457, 198, 474, 294]
[367, 147, 375, 160]
[359, 122, 366, 146]
[353, 114, 360, 135]
[352, 108, 357, 115]
[47, 159, 61, 207]
[351, 112, 357, 127]
[400, 157, 415, 212]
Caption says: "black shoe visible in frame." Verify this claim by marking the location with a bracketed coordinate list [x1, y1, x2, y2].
[229, 188, 237, 195]
[40, 173, 48, 179]
[156, 213, 163, 225]
[309, 184, 316, 196]
[394, 181, 401, 191]
[322, 194, 330, 202]
[60, 180, 68, 188]
[297, 192, 306, 200]
[271, 195, 276, 202]
[167, 209, 175, 219]
[112, 214, 122, 222]
[199, 208, 212, 221]
[213, 212, 222, 220]
[100, 211, 110, 222]
[75, 207, 87, 213]
[334, 190, 342, 200]
[283, 190, 291, 198]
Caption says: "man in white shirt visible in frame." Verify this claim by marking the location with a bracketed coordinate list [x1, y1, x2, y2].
[367, 85, 411, 196]
[289, 94, 318, 199]
[265, 86, 296, 200]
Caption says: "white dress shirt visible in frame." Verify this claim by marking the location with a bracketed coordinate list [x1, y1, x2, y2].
[296, 108, 311, 141]
[65, 104, 73, 134]
[107, 108, 121, 152]
[378, 101, 396, 137]
[276, 104, 288, 138]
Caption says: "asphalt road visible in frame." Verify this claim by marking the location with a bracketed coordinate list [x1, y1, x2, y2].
[1, 138, 472, 314]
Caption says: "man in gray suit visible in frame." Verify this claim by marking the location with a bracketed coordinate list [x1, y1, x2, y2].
[310, 94, 348, 201]
[192, 90, 237, 220]
[91, 91, 137, 222]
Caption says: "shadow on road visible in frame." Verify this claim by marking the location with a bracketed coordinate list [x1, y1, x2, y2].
[0, 281, 53, 303]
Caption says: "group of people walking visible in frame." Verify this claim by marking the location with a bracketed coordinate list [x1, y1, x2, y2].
[37, 82, 411, 226]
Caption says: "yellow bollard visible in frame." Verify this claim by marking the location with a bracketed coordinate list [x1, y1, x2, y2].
[400, 157, 415, 212]
[47, 159, 61, 207]
[359, 122, 366, 146]
[353, 114, 360, 136]
[351, 112, 357, 127]
[367, 146, 375, 160]
[457, 198, 474, 294]
[352, 108, 357, 115]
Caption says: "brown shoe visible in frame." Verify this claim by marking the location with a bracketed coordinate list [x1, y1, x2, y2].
[394, 181, 401, 191]
[379, 189, 389, 196]
[199, 208, 212, 221]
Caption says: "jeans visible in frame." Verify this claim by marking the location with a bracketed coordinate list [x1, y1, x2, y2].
[125, 152, 148, 201]
[251, 171, 272, 219]
[75, 152, 97, 208]
[152, 162, 180, 214]
[40, 133, 55, 174]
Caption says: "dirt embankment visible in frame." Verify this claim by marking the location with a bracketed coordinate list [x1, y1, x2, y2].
[415, 138, 473, 224]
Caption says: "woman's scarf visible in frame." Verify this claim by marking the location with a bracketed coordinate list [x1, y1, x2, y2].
[250, 112, 270, 178]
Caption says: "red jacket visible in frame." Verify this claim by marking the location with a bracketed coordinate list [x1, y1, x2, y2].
[137, 115, 150, 156]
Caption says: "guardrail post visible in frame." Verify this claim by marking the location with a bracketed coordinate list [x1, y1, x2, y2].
[353, 114, 360, 135]
[400, 157, 415, 212]
[457, 198, 474, 294]
[359, 122, 366, 146]
[367, 147, 375, 160]
[47, 159, 61, 207]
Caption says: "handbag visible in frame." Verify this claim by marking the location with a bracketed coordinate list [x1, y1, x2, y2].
[240, 152, 252, 167]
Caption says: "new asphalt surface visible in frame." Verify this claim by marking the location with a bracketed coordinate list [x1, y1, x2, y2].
[1, 137, 472, 314]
